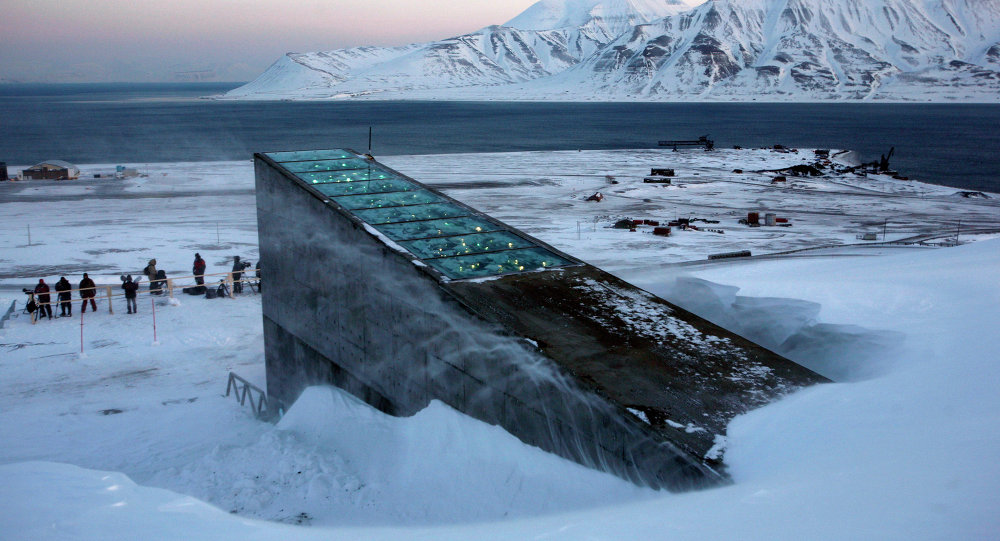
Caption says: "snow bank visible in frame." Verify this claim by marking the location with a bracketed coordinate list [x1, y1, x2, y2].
[0, 462, 286, 541]
[273, 386, 652, 525]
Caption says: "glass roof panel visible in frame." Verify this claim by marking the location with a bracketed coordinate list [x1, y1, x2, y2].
[400, 231, 535, 260]
[266, 149, 355, 162]
[266, 148, 577, 280]
[297, 168, 401, 184]
[282, 158, 373, 173]
[424, 247, 574, 279]
[313, 178, 416, 197]
[353, 203, 471, 225]
[333, 189, 444, 210]
[374, 216, 503, 241]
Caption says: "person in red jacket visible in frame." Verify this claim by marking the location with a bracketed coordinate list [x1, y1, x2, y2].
[34, 279, 52, 320]
[79, 273, 97, 313]
[193, 253, 206, 286]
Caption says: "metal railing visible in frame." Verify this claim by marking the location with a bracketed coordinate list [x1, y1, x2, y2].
[225, 372, 270, 419]
[22, 267, 261, 324]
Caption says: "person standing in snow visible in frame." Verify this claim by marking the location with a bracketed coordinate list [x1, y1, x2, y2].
[143, 259, 159, 294]
[55, 276, 72, 317]
[231, 255, 245, 294]
[193, 253, 206, 286]
[79, 273, 97, 313]
[34, 279, 52, 320]
[121, 275, 140, 314]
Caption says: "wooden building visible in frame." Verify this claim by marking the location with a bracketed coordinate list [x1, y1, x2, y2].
[22, 160, 80, 180]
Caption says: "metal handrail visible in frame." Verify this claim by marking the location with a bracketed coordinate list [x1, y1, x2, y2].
[225, 372, 270, 419]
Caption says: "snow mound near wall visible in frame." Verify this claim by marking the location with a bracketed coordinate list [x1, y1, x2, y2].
[273, 386, 652, 524]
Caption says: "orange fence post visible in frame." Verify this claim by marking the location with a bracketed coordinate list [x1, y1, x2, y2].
[106, 285, 114, 314]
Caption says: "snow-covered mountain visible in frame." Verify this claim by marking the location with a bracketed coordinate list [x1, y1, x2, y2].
[223, 0, 701, 99]
[222, 0, 1000, 101]
[547, 0, 1000, 99]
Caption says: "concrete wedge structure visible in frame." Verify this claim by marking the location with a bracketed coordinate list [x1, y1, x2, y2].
[254, 148, 828, 491]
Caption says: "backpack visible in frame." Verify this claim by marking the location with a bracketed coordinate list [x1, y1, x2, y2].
[26, 299, 37, 313]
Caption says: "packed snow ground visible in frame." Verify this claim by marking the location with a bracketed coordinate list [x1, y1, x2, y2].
[1, 148, 999, 539]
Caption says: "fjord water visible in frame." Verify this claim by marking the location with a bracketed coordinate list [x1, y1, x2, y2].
[2, 83, 997, 192]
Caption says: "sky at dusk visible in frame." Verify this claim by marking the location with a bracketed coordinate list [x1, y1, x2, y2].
[0, 0, 537, 83]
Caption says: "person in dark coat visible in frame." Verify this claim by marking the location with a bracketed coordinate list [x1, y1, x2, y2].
[34, 279, 53, 320]
[55, 276, 73, 317]
[231, 256, 245, 294]
[254, 261, 261, 292]
[121, 275, 140, 314]
[79, 273, 97, 313]
[193, 253, 206, 286]
[143, 259, 159, 293]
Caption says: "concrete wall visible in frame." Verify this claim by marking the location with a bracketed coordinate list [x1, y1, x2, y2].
[255, 156, 719, 491]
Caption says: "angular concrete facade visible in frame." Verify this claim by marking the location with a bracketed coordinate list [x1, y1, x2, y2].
[254, 149, 827, 491]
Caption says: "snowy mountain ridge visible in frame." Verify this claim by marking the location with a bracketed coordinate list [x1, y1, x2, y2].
[222, 0, 1000, 101]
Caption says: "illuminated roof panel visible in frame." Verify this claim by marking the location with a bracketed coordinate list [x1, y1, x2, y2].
[424, 248, 575, 279]
[374, 216, 503, 241]
[298, 168, 401, 184]
[313, 178, 416, 197]
[400, 231, 535, 260]
[282, 158, 373, 173]
[333, 189, 445, 210]
[264, 149, 576, 280]
[266, 149, 355, 162]
[353, 202, 471, 225]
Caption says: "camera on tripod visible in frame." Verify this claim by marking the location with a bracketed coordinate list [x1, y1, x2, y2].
[237, 260, 252, 271]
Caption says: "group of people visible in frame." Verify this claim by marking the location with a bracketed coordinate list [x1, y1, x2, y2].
[29, 253, 261, 321]
[31, 273, 98, 320]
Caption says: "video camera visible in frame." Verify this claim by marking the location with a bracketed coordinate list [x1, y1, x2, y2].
[237, 260, 252, 271]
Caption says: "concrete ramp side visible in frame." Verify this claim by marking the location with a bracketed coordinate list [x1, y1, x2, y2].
[254, 148, 828, 491]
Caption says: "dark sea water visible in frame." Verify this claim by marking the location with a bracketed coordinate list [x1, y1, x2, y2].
[2, 83, 998, 192]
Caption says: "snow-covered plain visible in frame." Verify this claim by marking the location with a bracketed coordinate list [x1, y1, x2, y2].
[1, 148, 999, 539]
